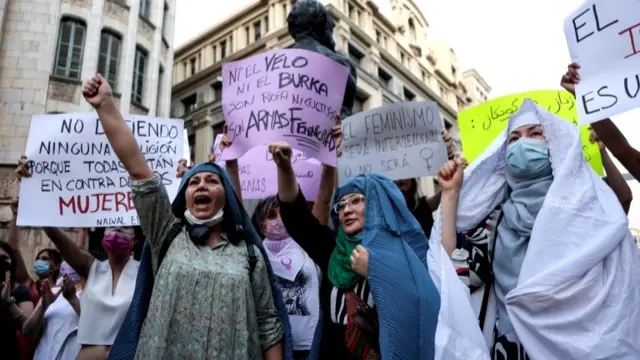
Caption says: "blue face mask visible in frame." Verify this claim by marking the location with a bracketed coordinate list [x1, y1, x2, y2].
[506, 138, 550, 175]
[34, 260, 51, 277]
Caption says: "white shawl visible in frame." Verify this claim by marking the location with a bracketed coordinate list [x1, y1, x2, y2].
[428, 99, 640, 359]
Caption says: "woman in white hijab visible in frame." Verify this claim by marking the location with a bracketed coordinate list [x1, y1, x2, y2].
[430, 99, 640, 359]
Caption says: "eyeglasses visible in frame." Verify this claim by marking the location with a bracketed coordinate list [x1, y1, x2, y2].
[333, 195, 365, 214]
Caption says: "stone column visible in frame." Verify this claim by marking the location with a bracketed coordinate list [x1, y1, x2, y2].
[193, 114, 214, 163]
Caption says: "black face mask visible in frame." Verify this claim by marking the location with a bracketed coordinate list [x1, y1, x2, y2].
[187, 224, 211, 246]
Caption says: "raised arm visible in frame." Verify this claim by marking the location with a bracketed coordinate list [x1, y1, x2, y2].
[8, 196, 30, 284]
[311, 117, 342, 225]
[82, 74, 175, 262]
[593, 131, 633, 213]
[437, 159, 466, 256]
[219, 126, 242, 201]
[270, 142, 335, 270]
[22, 280, 57, 338]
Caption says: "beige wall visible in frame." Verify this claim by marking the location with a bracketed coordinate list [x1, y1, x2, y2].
[0, 0, 178, 262]
[171, 0, 491, 195]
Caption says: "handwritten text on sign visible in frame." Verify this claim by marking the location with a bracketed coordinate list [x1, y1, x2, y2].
[17, 113, 183, 228]
[457, 90, 603, 176]
[564, 0, 640, 124]
[220, 49, 349, 166]
[338, 101, 448, 184]
[213, 135, 321, 199]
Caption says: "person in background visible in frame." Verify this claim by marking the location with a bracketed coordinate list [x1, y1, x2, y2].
[590, 129, 633, 214]
[82, 74, 291, 360]
[24, 261, 84, 360]
[0, 240, 34, 360]
[560, 63, 640, 182]
[14, 158, 140, 360]
[76, 227, 146, 261]
[6, 192, 61, 360]
[394, 128, 455, 238]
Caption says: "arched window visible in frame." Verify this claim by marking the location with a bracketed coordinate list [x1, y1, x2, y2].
[53, 18, 87, 79]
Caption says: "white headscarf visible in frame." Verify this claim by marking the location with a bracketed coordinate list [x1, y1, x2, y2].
[428, 99, 640, 359]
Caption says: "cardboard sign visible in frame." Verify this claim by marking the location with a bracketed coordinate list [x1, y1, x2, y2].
[17, 113, 183, 227]
[338, 101, 448, 184]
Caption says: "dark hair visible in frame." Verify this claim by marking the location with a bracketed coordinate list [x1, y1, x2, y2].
[88, 227, 145, 261]
[0, 241, 17, 288]
[35, 248, 62, 280]
[251, 196, 279, 239]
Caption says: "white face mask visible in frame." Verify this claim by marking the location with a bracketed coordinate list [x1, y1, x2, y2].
[184, 207, 224, 227]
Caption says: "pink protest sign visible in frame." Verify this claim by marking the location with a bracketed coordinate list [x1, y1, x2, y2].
[220, 49, 349, 166]
[213, 135, 321, 200]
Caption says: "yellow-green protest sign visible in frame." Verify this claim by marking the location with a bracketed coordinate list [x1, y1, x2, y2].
[458, 90, 603, 176]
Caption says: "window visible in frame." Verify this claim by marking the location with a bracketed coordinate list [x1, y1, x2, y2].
[254, 21, 261, 41]
[408, 18, 417, 41]
[451, 66, 457, 77]
[245, 26, 250, 44]
[229, 36, 233, 52]
[439, 85, 446, 96]
[378, 67, 392, 87]
[400, 52, 406, 65]
[132, 47, 147, 104]
[53, 19, 86, 79]
[375, 30, 381, 43]
[190, 58, 196, 76]
[188, 134, 195, 163]
[162, 3, 169, 39]
[404, 87, 416, 101]
[220, 40, 227, 58]
[282, 4, 287, 21]
[97, 31, 121, 90]
[265, 16, 269, 32]
[348, 4, 354, 19]
[140, 0, 151, 19]
[212, 81, 222, 102]
[348, 44, 364, 65]
[156, 66, 164, 115]
[353, 97, 363, 114]
[181, 93, 197, 114]
[212, 45, 217, 63]
[182, 62, 187, 77]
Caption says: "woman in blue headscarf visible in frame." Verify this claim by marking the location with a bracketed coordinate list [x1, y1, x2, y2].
[271, 141, 445, 360]
[80, 74, 293, 360]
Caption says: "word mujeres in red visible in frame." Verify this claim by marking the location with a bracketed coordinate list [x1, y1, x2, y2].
[58, 192, 135, 215]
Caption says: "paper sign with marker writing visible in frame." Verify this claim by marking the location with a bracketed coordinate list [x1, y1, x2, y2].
[338, 101, 448, 185]
[213, 135, 321, 199]
[17, 113, 184, 227]
[458, 90, 604, 176]
[564, 0, 640, 124]
[221, 49, 349, 166]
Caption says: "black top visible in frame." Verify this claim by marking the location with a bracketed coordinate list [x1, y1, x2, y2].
[0, 284, 32, 360]
[412, 196, 435, 239]
[279, 190, 349, 360]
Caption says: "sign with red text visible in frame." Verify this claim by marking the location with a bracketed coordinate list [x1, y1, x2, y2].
[338, 101, 448, 185]
[220, 49, 349, 166]
[564, 0, 640, 124]
[17, 113, 183, 227]
[212, 135, 321, 199]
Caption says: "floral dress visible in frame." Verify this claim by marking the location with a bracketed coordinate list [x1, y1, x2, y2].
[130, 176, 283, 359]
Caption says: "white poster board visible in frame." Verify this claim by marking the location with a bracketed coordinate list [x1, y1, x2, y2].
[17, 113, 184, 227]
[338, 101, 448, 185]
[564, 0, 640, 124]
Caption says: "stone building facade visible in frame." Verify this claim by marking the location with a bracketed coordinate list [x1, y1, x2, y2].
[0, 0, 177, 265]
[170, 0, 491, 197]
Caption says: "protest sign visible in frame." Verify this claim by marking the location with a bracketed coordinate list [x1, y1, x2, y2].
[458, 90, 604, 176]
[564, 0, 640, 124]
[338, 101, 448, 185]
[220, 49, 349, 166]
[213, 134, 321, 199]
[17, 113, 184, 227]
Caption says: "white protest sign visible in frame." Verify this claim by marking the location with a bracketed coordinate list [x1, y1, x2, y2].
[564, 0, 640, 124]
[17, 113, 184, 227]
[338, 101, 447, 185]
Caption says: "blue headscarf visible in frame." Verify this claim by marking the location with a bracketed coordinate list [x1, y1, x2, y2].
[332, 174, 441, 360]
[109, 163, 293, 360]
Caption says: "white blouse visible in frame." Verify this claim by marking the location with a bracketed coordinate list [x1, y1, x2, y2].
[33, 288, 82, 360]
[77, 259, 139, 345]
